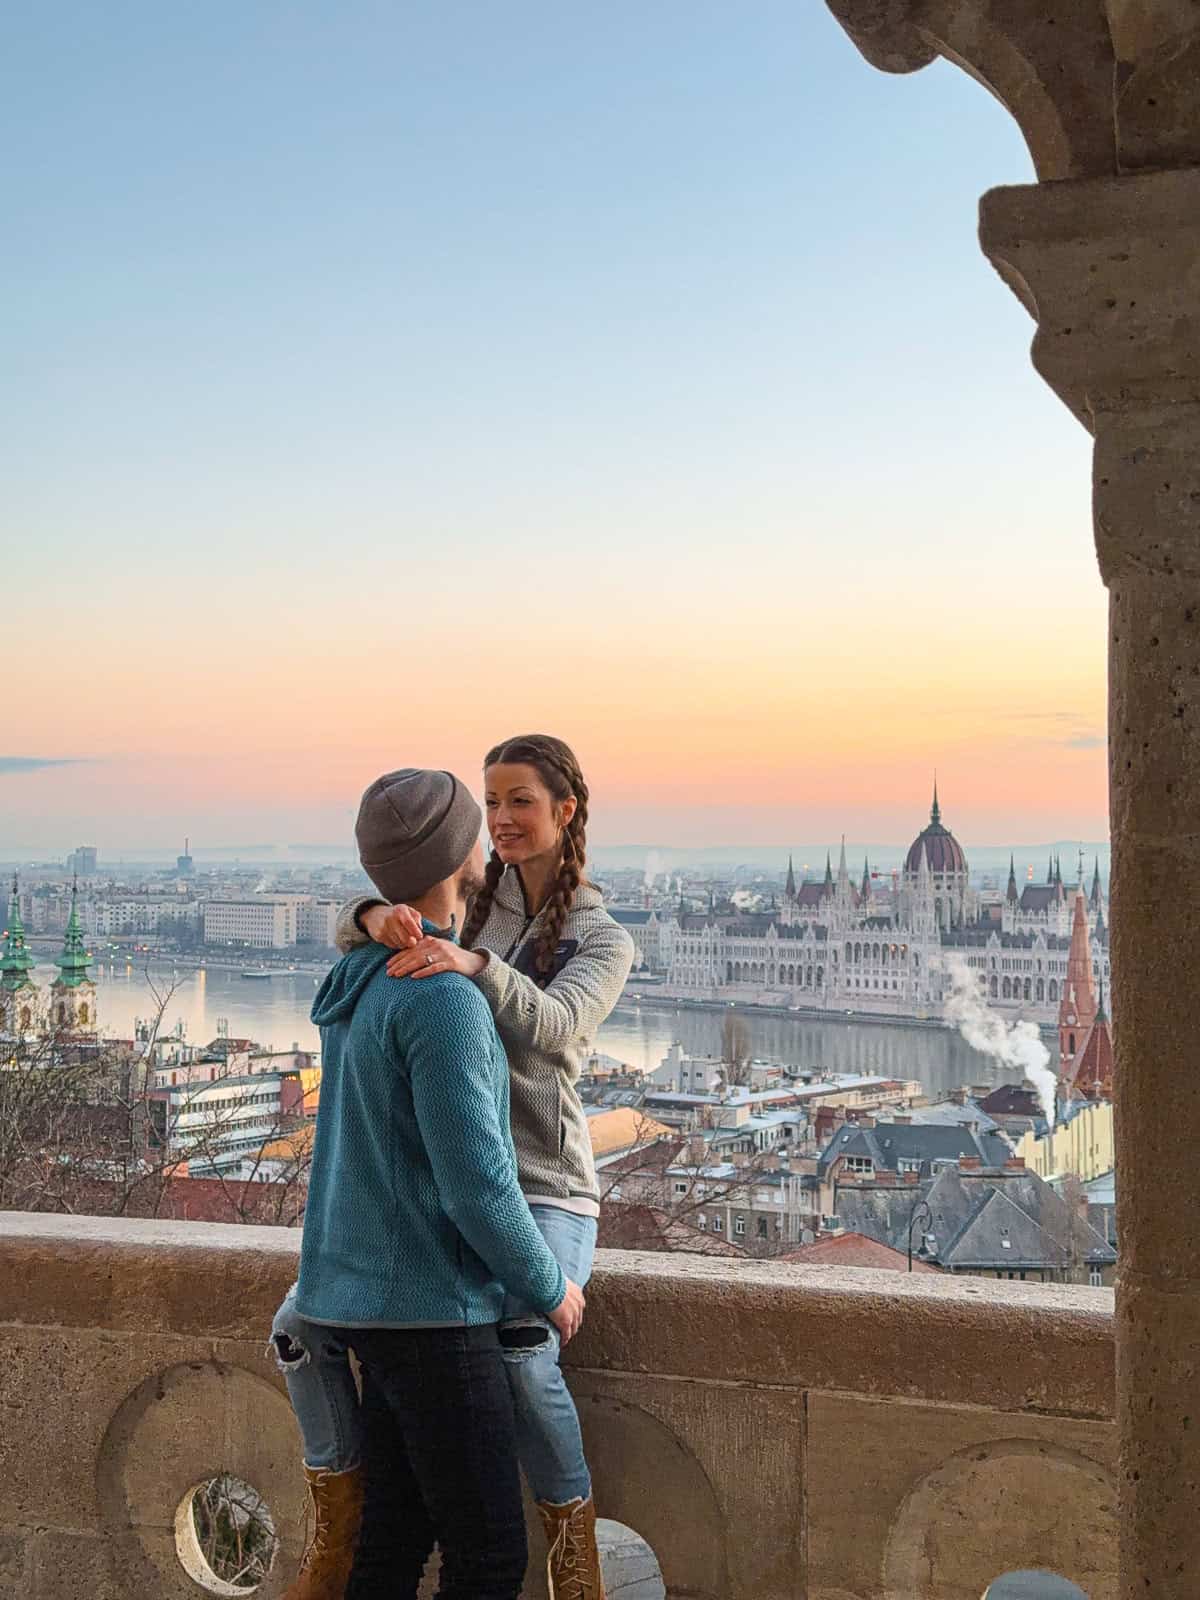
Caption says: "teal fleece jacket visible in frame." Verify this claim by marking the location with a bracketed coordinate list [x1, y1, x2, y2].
[296, 938, 566, 1328]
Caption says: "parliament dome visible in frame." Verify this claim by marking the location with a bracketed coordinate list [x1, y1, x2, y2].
[905, 784, 968, 875]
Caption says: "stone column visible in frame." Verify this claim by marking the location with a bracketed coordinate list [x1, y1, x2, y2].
[822, 7, 1200, 1583]
[983, 165, 1200, 1600]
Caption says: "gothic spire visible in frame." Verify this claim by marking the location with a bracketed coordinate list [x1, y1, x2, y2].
[785, 855, 797, 900]
[823, 851, 834, 892]
[1047, 855, 1055, 885]
[1090, 855, 1103, 910]
[930, 775, 941, 827]
[1, 875, 36, 994]
[53, 875, 92, 990]
[861, 854, 871, 901]
[1058, 892, 1098, 1061]
[1006, 854, 1019, 904]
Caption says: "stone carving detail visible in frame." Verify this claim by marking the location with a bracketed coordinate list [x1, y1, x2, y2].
[96, 1361, 305, 1599]
[882, 1438, 1118, 1600]
[827, 0, 1200, 177]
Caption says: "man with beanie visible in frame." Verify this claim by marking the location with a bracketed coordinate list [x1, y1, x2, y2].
[290, 769, 585, 1600]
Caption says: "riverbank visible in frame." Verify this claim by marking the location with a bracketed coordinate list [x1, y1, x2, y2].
[29, 940, 334, 979]
[623, 988, 1058, 1039]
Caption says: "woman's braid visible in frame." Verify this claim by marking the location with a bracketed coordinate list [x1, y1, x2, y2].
[460, 849, 504, 953]
[533, 757, 588, 982]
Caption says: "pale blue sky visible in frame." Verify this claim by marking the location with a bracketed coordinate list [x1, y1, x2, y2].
[2, 4, 1106, 852]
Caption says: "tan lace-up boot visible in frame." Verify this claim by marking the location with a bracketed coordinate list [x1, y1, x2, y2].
[536, 1495, 606, 1600]
[281, 1464, 364, 1600]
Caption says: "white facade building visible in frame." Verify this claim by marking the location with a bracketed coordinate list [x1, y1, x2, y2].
[202, 898, 298, 948]
[608, 907, 670, 971]
[662, 789, 1110, 1027]
[85, 897, 201, 937]
[297, 898, 339, 947]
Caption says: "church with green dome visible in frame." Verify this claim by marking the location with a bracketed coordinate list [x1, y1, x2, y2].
[49, 878, 97, 1033]
[0, 876, 40, 1037]
[0, 876, 97, 1039]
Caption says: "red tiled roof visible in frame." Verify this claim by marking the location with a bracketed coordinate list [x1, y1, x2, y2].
[779, 1231, 941, 1273]
[1068, 1014, 1114, 1101]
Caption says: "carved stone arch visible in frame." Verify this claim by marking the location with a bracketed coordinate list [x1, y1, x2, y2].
[95, 1359, 306, 1597]
[881, 1436, 1116, 1599]
[826, 0, 1118, 180]
[568, 1391, 730, 1600]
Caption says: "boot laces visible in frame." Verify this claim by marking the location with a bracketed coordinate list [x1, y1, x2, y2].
[546, 1511, 596, 1600]
[298, 1479, 332, 1572]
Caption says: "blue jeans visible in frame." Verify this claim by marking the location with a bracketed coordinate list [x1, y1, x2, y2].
[272, 1205, 597, 1504]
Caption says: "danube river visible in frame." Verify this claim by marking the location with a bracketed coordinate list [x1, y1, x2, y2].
[55, 959, 1002, 1102]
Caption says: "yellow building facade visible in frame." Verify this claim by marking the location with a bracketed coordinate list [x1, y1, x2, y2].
[1014, 1099, 1115, 1184]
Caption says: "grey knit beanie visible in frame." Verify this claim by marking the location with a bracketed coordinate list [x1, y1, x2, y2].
[355, 769, 482, 904]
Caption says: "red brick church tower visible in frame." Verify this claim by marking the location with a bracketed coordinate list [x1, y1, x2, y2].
[1059, 891, 1098, 1073]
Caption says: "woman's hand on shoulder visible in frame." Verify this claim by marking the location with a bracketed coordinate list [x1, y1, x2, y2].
[361, 903, 424, 950]
[386, 937, 487, 982]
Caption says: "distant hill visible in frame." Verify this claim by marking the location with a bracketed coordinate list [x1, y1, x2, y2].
[588, 842, 1111, 882]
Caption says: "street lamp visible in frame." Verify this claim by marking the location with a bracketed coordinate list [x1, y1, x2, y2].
[907, 1194, 934, 1273]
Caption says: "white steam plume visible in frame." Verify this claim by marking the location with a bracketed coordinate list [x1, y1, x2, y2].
[643, 851, 663, 890]
[942, 955, 1057, 1129]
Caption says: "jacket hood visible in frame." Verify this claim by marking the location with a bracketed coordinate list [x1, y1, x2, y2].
[494, 866, 604, 917]
[312, 943, 392, 1026]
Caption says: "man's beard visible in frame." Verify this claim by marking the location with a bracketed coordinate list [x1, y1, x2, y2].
[459, 863, 487, 904]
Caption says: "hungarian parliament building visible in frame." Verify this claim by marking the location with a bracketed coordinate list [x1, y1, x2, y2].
[616, 788, 1110, 1028]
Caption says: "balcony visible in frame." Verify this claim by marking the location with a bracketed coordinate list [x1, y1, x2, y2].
[1, 1210, 1115, 1598]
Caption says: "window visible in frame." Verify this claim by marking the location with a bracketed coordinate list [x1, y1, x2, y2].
[711, 1217, 723, 1233]
[673, 1182, 688, 1196]
[735, 1217, 746, 1237]
[1089, 1266, 1103, 1287]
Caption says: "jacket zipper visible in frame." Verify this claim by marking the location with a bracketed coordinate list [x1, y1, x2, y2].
[502, 914, 536, 964]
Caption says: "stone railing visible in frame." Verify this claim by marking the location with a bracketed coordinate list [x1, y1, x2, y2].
[0, 1212, 1116, 1598]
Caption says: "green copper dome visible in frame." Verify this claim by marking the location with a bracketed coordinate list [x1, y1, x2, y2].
[1, 876, 36, 993]
[54, 879, 92, 990]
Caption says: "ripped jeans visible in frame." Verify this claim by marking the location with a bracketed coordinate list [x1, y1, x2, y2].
[271, 1205, 597, 1505]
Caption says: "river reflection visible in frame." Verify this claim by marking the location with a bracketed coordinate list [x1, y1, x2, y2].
[72, 962, 1007, 1103]
[598, 1003, 1005, 1102]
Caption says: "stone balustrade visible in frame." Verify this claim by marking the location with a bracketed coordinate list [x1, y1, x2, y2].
[0, 1212, 1116, 1598]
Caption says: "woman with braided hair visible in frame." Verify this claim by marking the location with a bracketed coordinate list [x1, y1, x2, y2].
[272, 734, 634, 1600]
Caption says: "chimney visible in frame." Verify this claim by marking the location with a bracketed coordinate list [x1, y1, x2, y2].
[949, 1086, 970, 1107]
[1003, 1157, 1026, 1172]
[892, 1113, 912, 1125]
[858, 1115, 875, 1130]
[959, 1155, 982, 1171]
[903, 1170, 920, 1184]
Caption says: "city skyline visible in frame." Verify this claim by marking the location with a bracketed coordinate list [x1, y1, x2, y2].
[5, 4, 1107, 850]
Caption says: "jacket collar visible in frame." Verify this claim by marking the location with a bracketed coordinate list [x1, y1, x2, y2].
[493, 864, 602, 917]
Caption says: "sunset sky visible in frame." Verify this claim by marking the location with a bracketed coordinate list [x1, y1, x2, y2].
[3, 3, 1107, 856]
